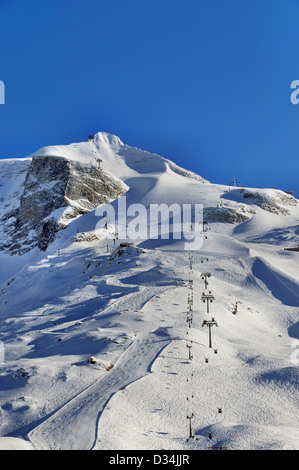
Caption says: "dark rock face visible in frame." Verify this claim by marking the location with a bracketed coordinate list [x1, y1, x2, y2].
[203, 206, 251, 224]
[16, 156, 68, 228]
[1, 155, 128, 255]
[37, 218, 58, 252]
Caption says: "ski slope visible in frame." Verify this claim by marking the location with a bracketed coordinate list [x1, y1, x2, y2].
[0, 133, 298, 450]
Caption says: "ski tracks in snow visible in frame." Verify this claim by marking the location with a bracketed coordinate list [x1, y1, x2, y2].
[28, 324, 171, 450]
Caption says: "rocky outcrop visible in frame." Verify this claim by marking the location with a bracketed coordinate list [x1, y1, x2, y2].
[239, 188, 297, 215]
[203, 206, 251, 224]
[1, 155, 129, 255]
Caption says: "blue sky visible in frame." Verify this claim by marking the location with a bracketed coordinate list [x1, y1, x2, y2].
[1, 0, 299, 195]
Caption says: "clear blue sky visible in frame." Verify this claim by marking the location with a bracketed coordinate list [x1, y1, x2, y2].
[1, 0, 299, 195]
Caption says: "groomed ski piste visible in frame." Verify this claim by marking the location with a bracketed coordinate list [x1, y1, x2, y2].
[0, 133, 298, 450]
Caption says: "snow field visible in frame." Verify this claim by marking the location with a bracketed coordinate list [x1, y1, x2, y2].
[0, 132, 299, 450]
[0, 225, 299, 450]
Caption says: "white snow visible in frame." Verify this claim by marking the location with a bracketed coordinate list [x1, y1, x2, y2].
[0, 437, 35, 450]
[0, 133, 298, 450]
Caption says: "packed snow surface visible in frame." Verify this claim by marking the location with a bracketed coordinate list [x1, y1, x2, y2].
[0, 133, 298, 450]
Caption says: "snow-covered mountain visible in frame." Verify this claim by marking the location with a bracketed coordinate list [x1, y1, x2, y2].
[0, 132, 299, 450]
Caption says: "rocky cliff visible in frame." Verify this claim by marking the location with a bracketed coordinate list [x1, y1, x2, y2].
[0, 154, 128, 255]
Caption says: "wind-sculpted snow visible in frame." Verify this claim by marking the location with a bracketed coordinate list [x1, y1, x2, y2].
[252, 257, 299, 307]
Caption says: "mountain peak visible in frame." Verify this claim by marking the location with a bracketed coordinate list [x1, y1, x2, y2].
[94, 131, 124, 150]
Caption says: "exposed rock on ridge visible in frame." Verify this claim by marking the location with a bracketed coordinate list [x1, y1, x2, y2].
[1, 155, 129, 255]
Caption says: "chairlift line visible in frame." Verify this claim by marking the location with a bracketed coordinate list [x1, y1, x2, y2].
[202, 318, 218, 348]
[201, 292, 215, 314]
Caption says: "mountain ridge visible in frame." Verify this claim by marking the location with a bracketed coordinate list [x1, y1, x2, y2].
[0, 132, 299, 450]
